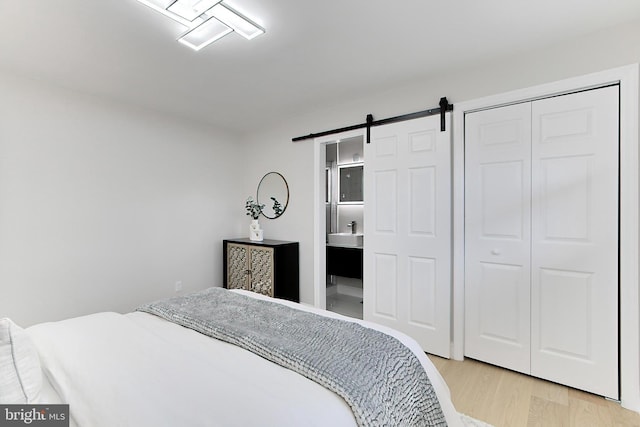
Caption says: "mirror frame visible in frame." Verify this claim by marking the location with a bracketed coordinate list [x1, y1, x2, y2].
[257, 171, 290, 219]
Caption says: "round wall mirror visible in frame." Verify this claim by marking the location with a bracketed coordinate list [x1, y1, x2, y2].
[257, 172, 289, 219]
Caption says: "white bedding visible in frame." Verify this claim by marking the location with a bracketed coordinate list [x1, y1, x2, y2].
[26, 290, 463, 427]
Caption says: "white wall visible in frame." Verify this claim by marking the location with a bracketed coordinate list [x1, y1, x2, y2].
[0, 72, 243, 326]
[240, 18, 640, 306]
[9, 17, 634, 322]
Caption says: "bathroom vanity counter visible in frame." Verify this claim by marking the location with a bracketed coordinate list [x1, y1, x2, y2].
[326, 243, 363, 250]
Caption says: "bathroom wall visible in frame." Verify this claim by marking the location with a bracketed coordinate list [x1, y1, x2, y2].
[335, 137, 364, 234]
[325, 143, 337, 235]
[336, 206, 363, 234]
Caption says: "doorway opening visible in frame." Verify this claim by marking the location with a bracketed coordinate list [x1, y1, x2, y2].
[313, 129, 365, 319]
[325, 136, 364, 319]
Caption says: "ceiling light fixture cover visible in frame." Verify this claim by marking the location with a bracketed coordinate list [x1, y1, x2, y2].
[178, 17, 232, 51]
[168, 0, 222, 22]
[135, 0, 264, 50]
[207, 3, 264, 40]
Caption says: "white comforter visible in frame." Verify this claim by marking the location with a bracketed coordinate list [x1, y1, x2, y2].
[27, 290, 463, 427]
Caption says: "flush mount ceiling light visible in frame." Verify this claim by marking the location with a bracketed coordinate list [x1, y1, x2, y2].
[136, 0, 265, 51]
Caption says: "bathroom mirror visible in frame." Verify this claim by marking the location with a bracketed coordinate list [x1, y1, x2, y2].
[339, 165, 363, 202]
[257, 172, 289, 219]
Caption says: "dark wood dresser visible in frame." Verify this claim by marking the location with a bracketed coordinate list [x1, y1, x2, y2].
[223, 238, 299, 302]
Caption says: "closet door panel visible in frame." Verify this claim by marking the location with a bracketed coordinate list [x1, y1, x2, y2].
[464, 103, 532, 374]
[531, 86, 619, 399]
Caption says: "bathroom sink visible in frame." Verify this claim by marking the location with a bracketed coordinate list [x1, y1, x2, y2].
[328, 233, 364, 247]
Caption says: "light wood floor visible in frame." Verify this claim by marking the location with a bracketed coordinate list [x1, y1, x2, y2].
[428, 355, 640, 427]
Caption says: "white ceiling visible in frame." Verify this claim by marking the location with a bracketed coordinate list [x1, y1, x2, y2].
[1, 1, 640, 134]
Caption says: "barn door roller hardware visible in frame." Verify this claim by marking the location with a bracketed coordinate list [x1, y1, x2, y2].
[291, 97, 453, 143]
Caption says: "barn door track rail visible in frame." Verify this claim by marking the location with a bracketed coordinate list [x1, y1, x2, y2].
[292, 97, 453, 143]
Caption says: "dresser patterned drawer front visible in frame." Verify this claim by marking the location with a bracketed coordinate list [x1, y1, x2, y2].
[249, 247, 274, 297]
[227, 243, 249, 290]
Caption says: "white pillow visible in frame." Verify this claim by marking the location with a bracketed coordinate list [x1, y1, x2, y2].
[0, 318, 42, 403]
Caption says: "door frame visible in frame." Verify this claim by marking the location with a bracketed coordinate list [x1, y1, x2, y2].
[452, 64, 640, 411]
[313, 129, 366, 311]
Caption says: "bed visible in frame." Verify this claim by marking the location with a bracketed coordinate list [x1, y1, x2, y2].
[2, 288, 467, 426]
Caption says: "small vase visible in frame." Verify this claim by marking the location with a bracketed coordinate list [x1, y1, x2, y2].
[249, 219, 263, 241]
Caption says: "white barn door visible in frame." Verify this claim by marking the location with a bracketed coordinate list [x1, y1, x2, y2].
[363, 114, 451, 358]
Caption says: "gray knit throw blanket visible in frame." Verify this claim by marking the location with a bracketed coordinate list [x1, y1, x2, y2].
[137, 288, 447, 427]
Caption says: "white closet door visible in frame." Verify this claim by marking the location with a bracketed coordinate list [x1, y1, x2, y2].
[531, 87, 619, 399]
[363, 114, 451, 357]
[464, 103, 532, 373]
